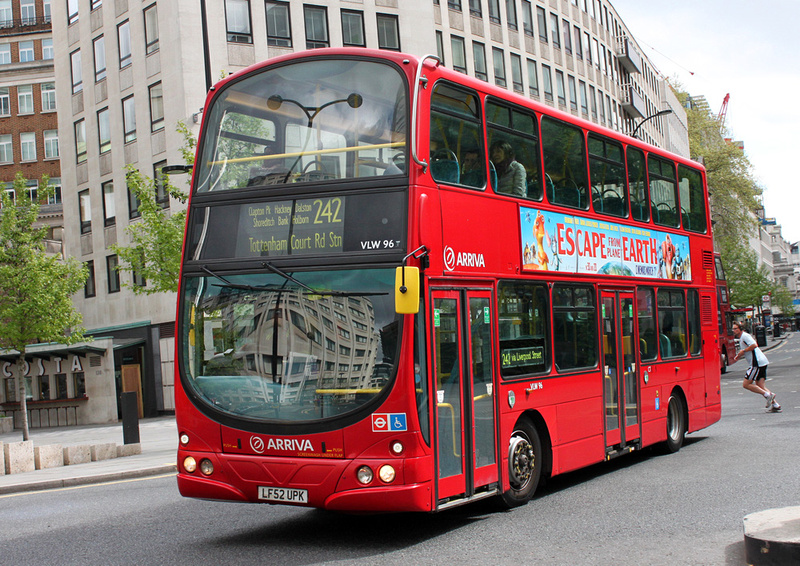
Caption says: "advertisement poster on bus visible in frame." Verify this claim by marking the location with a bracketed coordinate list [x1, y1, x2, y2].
[519, 207, 691, 280]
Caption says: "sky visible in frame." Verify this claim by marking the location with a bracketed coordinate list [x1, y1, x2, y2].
[612, 0, 800, 243]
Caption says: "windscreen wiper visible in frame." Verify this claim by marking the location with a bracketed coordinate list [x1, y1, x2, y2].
[201, 266, 283, 292]
[262, 262, 388, 298]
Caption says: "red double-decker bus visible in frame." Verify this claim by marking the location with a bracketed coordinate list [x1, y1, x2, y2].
[714, 253, 736, 373]
[176, 49, 721, 512]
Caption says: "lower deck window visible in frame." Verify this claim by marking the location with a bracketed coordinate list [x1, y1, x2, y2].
[497, 281, 550, 377]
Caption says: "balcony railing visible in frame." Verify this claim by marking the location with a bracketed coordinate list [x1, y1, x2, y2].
[0, 16, 52, 37]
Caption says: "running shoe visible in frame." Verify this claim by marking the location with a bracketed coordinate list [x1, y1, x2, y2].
[765, 393, 776, 408]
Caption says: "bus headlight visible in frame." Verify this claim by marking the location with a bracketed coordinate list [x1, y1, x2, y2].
[356, 465, 373, 485]
[199, 459, 214, 476]
[378, 465, 396, 483]
[183, 456, 197, 473]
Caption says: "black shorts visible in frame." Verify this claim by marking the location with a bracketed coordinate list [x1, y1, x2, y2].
[744, 364, 767, 383]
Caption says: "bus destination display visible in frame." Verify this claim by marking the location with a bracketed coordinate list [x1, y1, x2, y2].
[188, 192, 406, 260]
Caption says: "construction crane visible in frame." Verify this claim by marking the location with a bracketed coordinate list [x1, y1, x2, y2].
[717, 93, 730, 130]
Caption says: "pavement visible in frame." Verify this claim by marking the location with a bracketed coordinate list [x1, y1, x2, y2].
[0, 415, 177, 495]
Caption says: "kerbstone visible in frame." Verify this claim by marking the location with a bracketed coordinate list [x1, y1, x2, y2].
[4, 440, 35, 474]
[34, 444, 64, 469]
[90, 443, 118, 461]
[0, 442, 4, 475]
[63, 444, 92, 465]
[116, 443, 142, 457]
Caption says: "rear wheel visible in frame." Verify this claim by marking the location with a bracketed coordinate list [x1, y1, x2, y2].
[664, 395, 686, 453]
[500, 419, 542, 508]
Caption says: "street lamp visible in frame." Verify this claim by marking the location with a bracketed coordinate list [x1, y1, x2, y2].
[631, 109, 673, 140]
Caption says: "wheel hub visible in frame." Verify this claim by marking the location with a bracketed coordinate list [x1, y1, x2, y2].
[508, 434, 535, 488]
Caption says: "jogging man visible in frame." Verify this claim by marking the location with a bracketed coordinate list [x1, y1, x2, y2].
[732, 322, 781, 412]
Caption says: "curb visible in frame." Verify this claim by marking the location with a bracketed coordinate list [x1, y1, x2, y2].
[0, 464, 177, 496]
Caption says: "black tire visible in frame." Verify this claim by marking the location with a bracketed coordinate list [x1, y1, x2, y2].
[720, 352, 728, 374]
[663, 395, 686, 453]
[500, 419, 542, 508]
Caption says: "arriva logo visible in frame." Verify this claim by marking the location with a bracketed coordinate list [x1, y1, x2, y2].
[250, 436, 265, 453]
[444, 245, 486, 271]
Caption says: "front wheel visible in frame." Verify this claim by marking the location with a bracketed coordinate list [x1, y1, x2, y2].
[500, 419, 542, 508]
[663, 395, 686, 453]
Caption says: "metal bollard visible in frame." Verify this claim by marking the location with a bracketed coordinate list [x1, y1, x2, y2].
[121, 391, 140, 445]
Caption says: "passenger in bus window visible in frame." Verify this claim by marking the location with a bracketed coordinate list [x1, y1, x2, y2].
[490, 140, 526, 196]
[460, 149, 485, 188]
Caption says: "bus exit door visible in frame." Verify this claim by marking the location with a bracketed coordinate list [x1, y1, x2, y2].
[600, 290, 641, 450]
[430, 288, 498, 505]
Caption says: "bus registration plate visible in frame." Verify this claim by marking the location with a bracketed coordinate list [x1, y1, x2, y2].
[258, 486, 308, 504]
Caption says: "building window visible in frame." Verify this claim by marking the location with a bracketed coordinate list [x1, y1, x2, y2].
[41, 82, 56, 111]
[0, 87, 8, 116]
[47, 178, 62, 204]
[122, 95, 136, 143]
[0, 0, 11, 26]
[154, 161, 169, 208]
[98, 107, 111, 153]
[526, 59, 539, 96]
[107, 255, 120, 293]
[510, 53, 523, 93]
[144, 4, 159, 54]
[579, 80, 588, 114]
[44, 129, 58, 159]
[128, 174, 140, 219]
[84, 261, 96, 298]
[20, 132, 36, 161]
[19, 41, 35, 62]
[376, 14, 399, 51]
[73, 372, 86, 396]
[541, 64, 553, 101]
[266, 1, 291, 47]
[435, 31, 445, 65]
[562, 19, 572, 54]
[118, 20, 131, 68]
[17, 85, 34, 114]
[536, 6, 547, 42]
[589, 85, 597, 119]
[149, 82, 163, 132]
[0, 44, 9, 65]
[20, 0, 35, 24]
[93, 36, 106, 82]
[102, 181, 115, 226]
[492, 47, 506, 87]
[133, 266, 146, 288]
[91, 0, 101, 10]
[573, 25, 582, 59]
[505, 0, 517, 31]
[75, 119, 87, 163]
[71, 49, 82, 93]
[451, 35, 466, 74]
[555, 70, 566, 106]
[79, 189, 91, 234]
[341, 10, 365, 47]
[550, 13, 560, 47]
[225, 0, 252, 43]
[67, 0, 78, 24]
[469, 0, 481, 17]
[0, 134, 12, 163]
[568, 75, 577, 111]
[473, 41, 487, 81]
[304, 5, 329, 49]
[447, 0, 461, 10]
[522, 1, 533, 36]
[42, 38, 54, 59]
[487, 0, 500, 24]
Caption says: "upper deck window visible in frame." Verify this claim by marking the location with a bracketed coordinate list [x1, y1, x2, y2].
[648, 155, 679, 228]
[195, 59, 407, 193]
[542, 116, 588, 209]
[588, 134, 627, 217]
[429, 82, 485, 189]
[486, 99, 541, 199]
[678, 164, 708, 233]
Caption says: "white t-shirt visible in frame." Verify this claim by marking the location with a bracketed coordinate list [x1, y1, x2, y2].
[739, 331, 769, 367]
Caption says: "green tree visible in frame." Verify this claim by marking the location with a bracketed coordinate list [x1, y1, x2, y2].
[771, 284, 794, 319]
[0, 173, 89, 440]
[673, 87, 763, 254]
[112, 122, 195, 294]
[723, 245, 773, 314]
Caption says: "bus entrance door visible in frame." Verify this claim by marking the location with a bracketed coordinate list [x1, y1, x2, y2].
[600, 290, 641, 450]
[431, 289, 498, 505]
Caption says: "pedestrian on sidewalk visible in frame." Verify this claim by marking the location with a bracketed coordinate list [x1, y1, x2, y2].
[733, 321, 781, 412]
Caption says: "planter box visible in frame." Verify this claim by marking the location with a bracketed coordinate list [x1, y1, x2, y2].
[0, 416, 13, 434]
